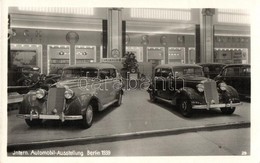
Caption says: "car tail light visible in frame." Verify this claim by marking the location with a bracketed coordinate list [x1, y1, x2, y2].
[36, 89, 46, 99]
[64, 89, 74, 99]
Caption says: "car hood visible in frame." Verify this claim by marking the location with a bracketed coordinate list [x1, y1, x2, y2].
[52, 78, 95, 89]
[181, 76, 212, 83]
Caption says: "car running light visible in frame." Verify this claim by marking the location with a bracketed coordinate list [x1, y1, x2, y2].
[196, 84, 204, 92]
[64, 89, 74, 99]
[219, 83, 227, 91]
[36, 89, 46, 99]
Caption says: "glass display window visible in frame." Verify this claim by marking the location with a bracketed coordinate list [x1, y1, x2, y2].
[11, 44, 43, 73]
[214, 48, 248, 64]
[47, 45, 70, 75]
[168, 47, 185, 64]
[147, 47, 165, 64]
[75, 45, 96, 64]
[188, 47, 196, 64]
[126, 46, 143, 62]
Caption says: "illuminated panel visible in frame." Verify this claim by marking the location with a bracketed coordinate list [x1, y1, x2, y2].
[131, 8, 191, 21]
[217, 9, 250, 24]
[75, 45, 96, 64]
[18, 7, 94, 15]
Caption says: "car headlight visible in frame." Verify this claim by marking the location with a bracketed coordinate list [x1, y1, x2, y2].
[36, 89, 46, 99]
[196, 84, 204, 92]
[64, 89, 74, 99]
[219, 82, 227, 91]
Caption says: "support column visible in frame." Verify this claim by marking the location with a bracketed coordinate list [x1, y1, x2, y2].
[70, 45, 75, 65]
[200, 8, 215, 63]
[107, 8, 122, 58]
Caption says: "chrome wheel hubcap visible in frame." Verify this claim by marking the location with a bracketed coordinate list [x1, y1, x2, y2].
[86, 105, 93, 124]
[182, 101, 187, 111]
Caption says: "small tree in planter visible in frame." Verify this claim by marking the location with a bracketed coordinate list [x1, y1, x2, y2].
[121, 52, 139, 89]
[122, 52, 139, 74]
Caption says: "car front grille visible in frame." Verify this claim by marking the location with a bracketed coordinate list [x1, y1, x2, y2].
[203, 81, 219, 104]
[47, 87, 66, 115]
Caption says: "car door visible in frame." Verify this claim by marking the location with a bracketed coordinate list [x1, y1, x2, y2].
[161, 68, 173, 100]
[96, 68, 111, 105]
[172, 68, 185, 92]
[108, 68, 119, 102]
[220, 66, 239, 92]
[99, 68, 116, 104]
[153, 68, 164, 98]
[238, 66, 251, 97]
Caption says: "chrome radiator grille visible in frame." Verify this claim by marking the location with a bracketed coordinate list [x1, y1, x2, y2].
[47, 88, 66, 115]
[203, 81, 219, 104]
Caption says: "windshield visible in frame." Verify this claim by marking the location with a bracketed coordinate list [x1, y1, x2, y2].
[61, 68, 98, 79]
[173, 67, 204, 77]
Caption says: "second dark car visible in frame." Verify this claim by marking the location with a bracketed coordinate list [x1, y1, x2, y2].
[147, 64, 242, 117]
[215, 64, 250, 99]
[198, 63, 225, 79]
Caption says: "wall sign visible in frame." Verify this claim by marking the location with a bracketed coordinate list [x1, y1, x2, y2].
[111, 49, 120, 58]
[66, 31, 79, 44]
[141, 35, 149, 45]
[160, 35, 167, 46]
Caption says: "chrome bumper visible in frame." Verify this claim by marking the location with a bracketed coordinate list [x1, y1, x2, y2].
[192, 102, 242, 110]
[17, 111, 83, 122]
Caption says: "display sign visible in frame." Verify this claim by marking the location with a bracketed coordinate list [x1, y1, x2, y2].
[101, 58, 125, 62]
[129, 73, 138, 80]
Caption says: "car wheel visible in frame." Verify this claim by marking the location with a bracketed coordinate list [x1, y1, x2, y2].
[114, 91, 123, 106]
[149, 91, 157, 102]
[220, 107, 236, 115]
[25, 119, 42, 127]
[179, 99, 192, 117]
[82, 104, 94, 129]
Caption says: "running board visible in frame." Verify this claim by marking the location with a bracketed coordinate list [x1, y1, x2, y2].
[100, 99, 118, 111]
[155, 96, 173, 104]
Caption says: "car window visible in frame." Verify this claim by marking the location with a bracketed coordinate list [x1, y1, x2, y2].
[155, 68, 161, 77]
[223, 67, 240, 76]
[240, 67, 250, 76]
[161, 68, 172, 78]
[173, 67, 203, 77]
[110, 69, 117, 78]
[99, 68, 116, 79]
[203, 67, 210, 73]
[62, 68, 98, 78]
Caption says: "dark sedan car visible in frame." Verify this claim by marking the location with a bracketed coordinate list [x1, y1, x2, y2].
[198, 63, 225, 79]
[215, 64, 250, 99]
[147, 64, 242, 117]
[8, 65, 41, 87]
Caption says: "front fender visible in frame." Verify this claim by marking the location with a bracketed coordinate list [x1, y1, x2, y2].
[219, 85, 240, 103]
[19, 93, 46, 114]
[147, 83, 155, 93]
[176, 87, 205, 105]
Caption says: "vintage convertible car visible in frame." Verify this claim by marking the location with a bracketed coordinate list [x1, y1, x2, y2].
[215, 64, 250, 99]
[17, 63, 124, 129]
[147, 64, 242, 117]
